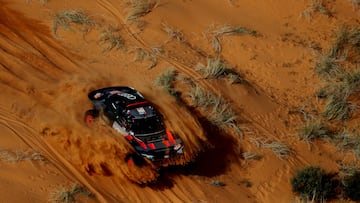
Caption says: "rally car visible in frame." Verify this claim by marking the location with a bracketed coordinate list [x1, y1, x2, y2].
[85, 86, 184, 162]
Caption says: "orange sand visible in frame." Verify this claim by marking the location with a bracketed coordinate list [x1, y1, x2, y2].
[1, 0, 359, 202]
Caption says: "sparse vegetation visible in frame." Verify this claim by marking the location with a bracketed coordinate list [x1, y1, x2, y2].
[303, 0, 333, 20]
[208, 24, 257, 55]
[53, 10, 94, 36]
[322, 94, 353, 121]
[299, 119, 331, 142]
[132, 47, 157, 69]
[161, 23, 185, 42]
[211, 25, 257, 37]
[314, 54, 342, 79]
[50, 183, 94, 203]
[262, 141, 292, 159]
[0, 149, 46, 162]
[126, 0, 158, 22]
[154, 68, 180, 98]
[314, 26, 360, 121]
[342, 171, 360, 201]
[335, 128, 360, 159]
[188, 85, 242, 137]
[242, 151, 262, 161]
[99, 26, 125, 51]
[291, 166, 338, 202]
[249, 138, 292, 159]
[195, 58, 248, 85]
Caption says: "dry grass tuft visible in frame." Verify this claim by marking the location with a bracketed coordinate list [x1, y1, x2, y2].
[242, 151, 262, 161]
[212, 25, 257, 37]
[0, 149, 46, 162]
[196, 58, 248, 85]
[262, 141, 292, 159]
[99, 26, 125, 51]
[303, 0, 333, 20]
[126, 0, 158, 22]
[50, 183, 94, 203]
[250, 138, 292, 159]
[161, 23, 185, 42]
[132, 47, 157, 69]
[188, 85, 242, 137]
[208, 24, 257, 55]
[315, 26, 360, 121]
[53, 10, 94, 36]
[335, 128, 360, 159]
[299, 119, 331, 142]
[195, 58, 229, 79]
[322, 94, 353, 121]
[154, 68, 180, 98]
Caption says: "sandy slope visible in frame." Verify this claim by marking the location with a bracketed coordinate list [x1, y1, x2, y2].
[0, 0, 359, 202]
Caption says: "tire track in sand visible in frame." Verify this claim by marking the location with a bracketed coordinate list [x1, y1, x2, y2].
[0, 106, 107, 202]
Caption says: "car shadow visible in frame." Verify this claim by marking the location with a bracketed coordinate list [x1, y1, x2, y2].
[146, 103, 240, 191]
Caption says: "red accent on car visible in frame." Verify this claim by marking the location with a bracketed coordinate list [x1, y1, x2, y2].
[85, 115, 94, 124]
[162, 140, 170, 147]
[126, 101, 149, 108]
[134, 137, 147, 149]
[127, 158, 134, 166]
[125, 135, 133, 141]
[148, 143, 156, 149]
[140, 142, 147, 149]
[166, 129, 176, 144]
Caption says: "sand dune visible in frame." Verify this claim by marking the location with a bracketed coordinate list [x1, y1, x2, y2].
[1, 0, 359, 202]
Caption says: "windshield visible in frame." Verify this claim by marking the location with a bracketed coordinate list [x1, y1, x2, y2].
[130, 116, 164, 135]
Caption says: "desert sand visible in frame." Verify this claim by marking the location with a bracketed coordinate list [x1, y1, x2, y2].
[0, 0, 359, 202]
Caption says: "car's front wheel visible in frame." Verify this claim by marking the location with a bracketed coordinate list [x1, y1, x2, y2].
[84, 109, 99, 124]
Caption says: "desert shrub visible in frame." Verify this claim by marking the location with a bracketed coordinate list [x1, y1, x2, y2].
[50, 183, 94, 203]
[291, 166, 338, 201]
[299, 119, 331, 142]
[53, 10, 94, 36]
[342, 171, 360, 201]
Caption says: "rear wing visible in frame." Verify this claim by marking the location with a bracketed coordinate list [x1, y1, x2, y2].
[88, 86, 145, 110]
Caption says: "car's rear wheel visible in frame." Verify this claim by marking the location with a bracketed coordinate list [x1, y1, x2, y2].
[84, 109, 99, 124]
[125, 153, 146, 167]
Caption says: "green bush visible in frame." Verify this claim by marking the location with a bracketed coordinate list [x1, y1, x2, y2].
[343, 171, 360, 201]
[291, 166, 338, 201]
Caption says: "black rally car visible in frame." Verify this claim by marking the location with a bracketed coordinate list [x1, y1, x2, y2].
[85, 86, 184, 161]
